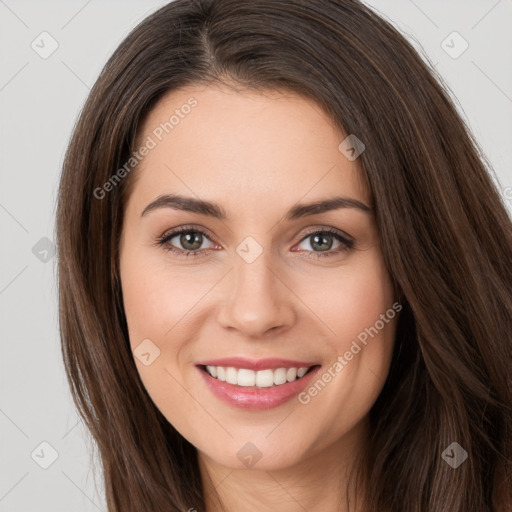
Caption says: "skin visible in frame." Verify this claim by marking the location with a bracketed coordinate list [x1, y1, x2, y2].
[119, 84, 399, 512]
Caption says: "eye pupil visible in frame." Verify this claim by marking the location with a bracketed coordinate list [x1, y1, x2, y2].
[311, 233, 333, 252]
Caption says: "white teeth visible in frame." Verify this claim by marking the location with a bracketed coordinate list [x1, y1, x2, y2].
[225, 367, 238, 385]
[206, 365, 217, 378]
[273, 368, 287, 385]
[204, 365, 313, 387]
[237, 368, 256, 387]
[216, 366, 226, 382]
[256, 369, 274, 387]
[286, 367, 297, 382]
[297, 367, 308, 378]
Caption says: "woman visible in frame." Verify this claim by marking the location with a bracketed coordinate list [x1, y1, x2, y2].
[55, 0, 512, 510]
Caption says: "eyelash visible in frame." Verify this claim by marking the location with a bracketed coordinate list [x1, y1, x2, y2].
[155, 225, 355, 260]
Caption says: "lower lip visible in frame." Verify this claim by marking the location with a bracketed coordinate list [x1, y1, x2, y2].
[197, 365, 321, 410]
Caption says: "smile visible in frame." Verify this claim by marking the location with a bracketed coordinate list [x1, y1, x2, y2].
[196, 357, 321, 410]
[203, 365, 312, 387]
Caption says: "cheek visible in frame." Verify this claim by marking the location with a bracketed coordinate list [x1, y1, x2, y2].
[119, 246, 196, 412]
[295, 252, 397, 410]
[120, 246, 199, 349]
[296, 252, 395, 350]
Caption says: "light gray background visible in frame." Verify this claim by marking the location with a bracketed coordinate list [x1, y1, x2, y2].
[1, 1, 511, 510]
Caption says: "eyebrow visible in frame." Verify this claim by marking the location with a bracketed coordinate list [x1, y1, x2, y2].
[140, 193, 372, 220]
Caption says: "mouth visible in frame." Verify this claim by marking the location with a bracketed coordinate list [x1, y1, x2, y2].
[199, 364, 317, 388]
[195, 358, 322, 410]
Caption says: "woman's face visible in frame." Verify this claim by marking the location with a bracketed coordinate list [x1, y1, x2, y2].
[119, 84, 398, 472]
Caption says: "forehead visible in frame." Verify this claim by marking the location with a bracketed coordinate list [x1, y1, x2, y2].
[129, 84, 370, 216]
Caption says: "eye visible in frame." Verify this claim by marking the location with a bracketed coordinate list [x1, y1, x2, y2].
[293, 227, 354, 259]
[155, 225, 354, 259]
[155, 226, 218, 258]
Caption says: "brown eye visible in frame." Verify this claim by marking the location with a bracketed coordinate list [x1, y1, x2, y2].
[156, 226, 217, 257]
[156, 226, 354, 259]
[294, 228, 354, 258]
[174, 231, 205, 251]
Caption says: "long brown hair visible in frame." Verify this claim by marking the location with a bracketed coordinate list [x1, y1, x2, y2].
[55, 0, 512, 510]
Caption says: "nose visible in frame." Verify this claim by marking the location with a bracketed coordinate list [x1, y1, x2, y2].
[217, 246, 296, 338]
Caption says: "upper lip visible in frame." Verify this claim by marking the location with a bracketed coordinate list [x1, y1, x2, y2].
[196, 357, 319, 371]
